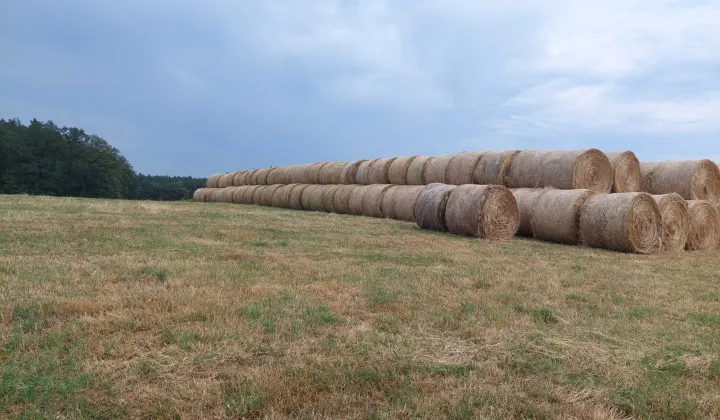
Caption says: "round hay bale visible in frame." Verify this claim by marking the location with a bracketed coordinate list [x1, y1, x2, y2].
[254, 168, 275, 186]
[511, 188, 548, 237]
[301, 184, 325, 212]
[606, 151, 641, 193]
[251, 186, 268, 205]
[579, 193, 662, 254]
[531, 189, 597, 245]
[260, 184, 282, 206]
[192, 188, 202, 202]
[341, 160, 367, 184]
[232, 171, 247, 186]
[652, 194, 689, 252]
[217, 173, 233, 188]
[685, 200, 720, 251]
[207, 174, 222, 188]
[446, 152, 483, 185]
[381, 185, 425, 222]
[206, 189, 220, 202]
[355, 159, 379, 185]
[348, 185, 371, 215]
[362, 184, 393, 218]
[367, 158, 397, 184]
[289, 184, 310, 210]
[473, 150, 520, 185]
[414, 183, 456, 232]
[289, 165, 310, 184]
[424, 155, 454, 184]
[333, 185, 357, 214]
[219, 187, 234, 203]
[506, 149, 613, 192]
[388, 156, 418, 185]
[318, 162, 347, 185]
[238, 185, 257, 204]
[271, 184, 298, 208]
[231, 187, 246, 204]
[445, 185, 519, 239]
[406, 156, 431, 185]
[641, 160, 720, 202]
[266, 167, 287, 185]
[247, 169, 261, 185]
[322, 185, 343, 212]
[303, 163, 329, 184]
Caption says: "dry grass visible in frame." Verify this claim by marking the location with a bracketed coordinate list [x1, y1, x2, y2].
[0, 195, 719, 419]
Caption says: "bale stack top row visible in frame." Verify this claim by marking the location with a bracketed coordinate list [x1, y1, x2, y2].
[206, 150, 720, 202]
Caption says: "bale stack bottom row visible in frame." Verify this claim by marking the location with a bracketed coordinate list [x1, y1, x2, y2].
[191, 183, 707, 255]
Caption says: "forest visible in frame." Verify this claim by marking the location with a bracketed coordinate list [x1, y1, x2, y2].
[0, 118, 206, 201]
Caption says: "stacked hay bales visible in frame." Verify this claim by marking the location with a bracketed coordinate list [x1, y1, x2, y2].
[355, 159, 377, 185]
[511, 188, 547, 237]
[473, 150, 519, 185]
[606, 152, 642, 193]
[651, 194, 689, 252]
[289, 184, 310, 210]
[446, 152, 483, 185]
[579, 193, 662, 254]
[641, 160, 720, 202]
[348, 185, 370, 216]
[367, 158, 396, 184]
[531, 189, 596, 245]
[207, 174, 222, 188]
[341, 161, 366, 184]
[388, 156, 418, 185]
[362, 184, 393, 218]
[505, 149, 613, 193]
[407, 156, 431, 185]
[444, 185, 519, 239]
[333, 185, 357, 214]
[685, 201, 720, 251]
[414, 184, 456, 232]
[381, 186, 425, 222]
[424, 155, 454, 184]
[319, 162, 347, 185]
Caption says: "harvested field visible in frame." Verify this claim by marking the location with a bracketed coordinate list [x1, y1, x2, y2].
[1, 194, 718, 419]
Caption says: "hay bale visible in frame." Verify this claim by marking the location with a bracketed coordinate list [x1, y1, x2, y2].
[362, 184, 393, 217]
[289, 165, 310, 184]
[289, 184, 310, 210]
[232, 187, 247, 204]
[217, 173, 233, 188]
[511, 188, 547, 237]
[531, 189, 597, 245]
[381, 185, 425, 222]
[445, 185, 519, 239]
[685, 200, 720, 251]
[348, 185, 370, 215]
[414, 183, 456, 231]
[266, 167, 287, 185]
[193, 188, 205, 202]
[341, 160, 367, 184]
[407, 156, 431, 185]
[641, 160, 720, 202]
[205, 189, 219, 202]
[251, 186, 267, 205]
[303, 163, 329, 184]
[232, 171, 247, 186]
[260, 184, 282, 206]
[367, 158, 397, 184]
[579, 193, 662, 254]
[253, 168, 274, 186]
[217, 187, 233, 203]
[318, 162, 348, 185]
[322, 185, 343, 212]
[247, 169, 261, 185]
[301, 184, 325, 211]
[271, 184, 298, 208]
[606, 151, 641, 193]
[424, 155, 454, 184]
[388, 156, 418, 185]
[355, 159, 378, 185]
[652, 194, 689, 252]
[207, 174, 222, 188]
[446, 152, 483, 185]
[240, 186, 260, 204]
[506, 149, 613, 192]
[333, 185, 357, 214]
[473, 150, 520, 185]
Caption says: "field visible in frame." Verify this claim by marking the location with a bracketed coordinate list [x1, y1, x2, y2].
[0, 195, 718, 419]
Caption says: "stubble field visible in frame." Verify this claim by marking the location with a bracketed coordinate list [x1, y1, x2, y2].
[0, 195, 718, 419]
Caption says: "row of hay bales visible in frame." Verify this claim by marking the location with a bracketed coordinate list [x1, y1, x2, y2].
[194, 182, 720, 254]
[206, 150, 720, 202]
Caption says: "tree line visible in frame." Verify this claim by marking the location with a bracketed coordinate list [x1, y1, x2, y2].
[0, 118, 206, 201]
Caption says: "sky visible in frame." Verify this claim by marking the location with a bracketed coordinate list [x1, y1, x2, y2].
[2, 0, 720, 177]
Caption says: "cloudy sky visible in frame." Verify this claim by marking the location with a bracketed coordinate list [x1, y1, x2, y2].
[2, 0, 719, 176]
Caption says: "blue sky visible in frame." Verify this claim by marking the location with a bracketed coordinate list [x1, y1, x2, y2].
[2, 0, 719, 176]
